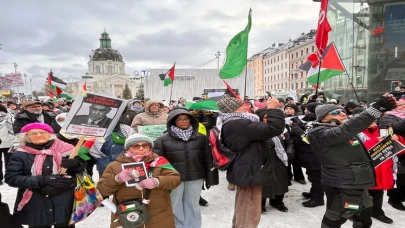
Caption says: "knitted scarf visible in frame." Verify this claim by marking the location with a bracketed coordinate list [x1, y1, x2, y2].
[171, 125, 193, 141]
[272, 137, 288, 166]
[216, 112, 259, 131]
[17, 139, 74, 211]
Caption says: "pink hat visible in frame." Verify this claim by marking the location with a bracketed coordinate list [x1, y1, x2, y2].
[21, 123, 54, 134]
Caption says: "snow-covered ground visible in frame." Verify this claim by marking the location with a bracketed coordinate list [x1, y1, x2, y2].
[1, 171, 405, 228]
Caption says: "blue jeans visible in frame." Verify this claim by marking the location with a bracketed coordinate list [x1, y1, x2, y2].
[170, 179, 203, 228]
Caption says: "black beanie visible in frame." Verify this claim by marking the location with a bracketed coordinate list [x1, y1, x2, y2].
[255, 108, 267, 121]
[284, 104, 298, 113]
[306, 102, 322, 114]
[352, 107, 365, 115]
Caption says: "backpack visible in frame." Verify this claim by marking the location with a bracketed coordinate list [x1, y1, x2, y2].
[209, 126, 237, 171]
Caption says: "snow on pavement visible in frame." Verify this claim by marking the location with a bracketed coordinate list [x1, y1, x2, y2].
[1, 171, 404, 228]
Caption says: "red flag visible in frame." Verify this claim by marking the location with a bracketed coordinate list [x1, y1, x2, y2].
[48, 91, 55, 98]
[223, 80, 241, 100]
[83, 82, 87, 91]
[315, 0, 332, 56]
[47, 72, 52, 87]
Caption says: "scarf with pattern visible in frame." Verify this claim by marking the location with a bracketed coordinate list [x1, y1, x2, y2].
[216, 112, 259, 131]
[171, 125, 193, 141]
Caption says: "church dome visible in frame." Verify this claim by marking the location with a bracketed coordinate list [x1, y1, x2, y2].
[92, 48, 123, 61]
[91, 30, 123, 62]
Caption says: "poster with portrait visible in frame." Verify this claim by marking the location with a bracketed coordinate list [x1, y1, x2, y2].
[121, 162, 149, 187]
[61, 92, 128, 137]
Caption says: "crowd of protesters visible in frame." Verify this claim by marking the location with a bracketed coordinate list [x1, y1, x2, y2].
[0, 92, 405, 228]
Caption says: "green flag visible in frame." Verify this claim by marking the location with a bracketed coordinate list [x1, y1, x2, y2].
[219, 9, 252, 79]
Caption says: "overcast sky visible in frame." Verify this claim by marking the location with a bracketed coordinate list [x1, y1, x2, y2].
[0, 0, 319, 92]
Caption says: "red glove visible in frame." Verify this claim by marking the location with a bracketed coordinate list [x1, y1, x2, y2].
[135, 178, 160, 190]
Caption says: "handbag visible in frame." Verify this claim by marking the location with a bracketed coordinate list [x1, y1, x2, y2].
[69, 170, 104, 225]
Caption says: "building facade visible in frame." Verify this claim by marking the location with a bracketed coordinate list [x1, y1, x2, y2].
[144, 69, 254, 101]
[323, 0, 405, 103]
[287, 31, 316, 94]
[247, 47, 275, 98]
[66, 30, 140, 98]
[263, 43, 290, 96]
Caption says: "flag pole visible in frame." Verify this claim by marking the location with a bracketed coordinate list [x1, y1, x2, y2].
[244, 66, 248, 99]
[315, 59, 322, 96]
[334, 43, 360, 103]
[169, 81, 174, 103]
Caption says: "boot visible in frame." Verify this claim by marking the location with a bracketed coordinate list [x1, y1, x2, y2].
[228, 183, 235, 191]
[199, 196, 208, 206]
[372, 215, 393, 224]
[302, 192, 311, 199]
[261, 206, 267, 214]
[302, 199, 324, 208]
[388, 199, 405, 211]
[296, 179, 307, 185]
[271, 204, 288, 212]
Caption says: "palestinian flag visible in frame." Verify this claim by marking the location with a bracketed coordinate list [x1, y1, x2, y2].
[163, 63, 175, 86]
[121, 204, 136, 212]
[48, 92, 58, 102]
[56, 86, 73, 100]
[47, 71, 67, 90]
[150, 156, 176, 171]
[223, 80, 241, 100]
[77, 140, 95, 161]
[185, 99, 219, 111]
[300, 43, 345, 85]
[344, 202, 359, 210]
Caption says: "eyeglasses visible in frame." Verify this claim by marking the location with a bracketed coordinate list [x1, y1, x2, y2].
[329, 110, 342, 115]
[176, 118, 190, 122]
[131, 144, 151, 149]
[27, 131, 49, 137]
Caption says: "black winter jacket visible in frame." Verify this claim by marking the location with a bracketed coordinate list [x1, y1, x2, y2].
[13, 110, 60, 134]
[290, 119, 321, 170]
[221, 109, 285, 186]
[379, 114, 405, 163]
[153, 108, 217, 184]
[307, 109, 379, 189]
[4, 151, 78, 226]
[262, 133, 294, 199]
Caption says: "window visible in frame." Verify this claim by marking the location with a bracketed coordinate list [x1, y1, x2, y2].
[285, 63, 288, 68]
[306, 48, 309, 54]
[301, 50, 304, 56]
[312, 46, 315, 52]
[301, 82, 304, 88]
[108, 65, 113, 74]
[291, 54, 293, 59]
[301, 72, 303, 78]
[95, 65, 100, 73]
[278, 56, 279, 61]
[281, 55, 283, 60]
[358, 30, 365, 40]
[119, 66, 122, 74]
[296, 83, 298, 89]
[296, 52, 298, 58]
[281, 64, 283, 70]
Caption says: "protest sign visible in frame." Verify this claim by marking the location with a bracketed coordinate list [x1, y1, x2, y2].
[285, 115, 305, 125]
[6, 73, 24, 87]
[121, 162, 148, 187]
[369, 135, 405, 168]
[138, 124, 167, 141]
[62, 92, 128, 137]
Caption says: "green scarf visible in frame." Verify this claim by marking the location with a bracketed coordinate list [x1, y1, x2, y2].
[111, 132, 126, 145]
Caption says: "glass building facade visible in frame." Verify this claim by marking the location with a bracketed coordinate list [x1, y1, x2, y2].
[324, 0, 405, 103]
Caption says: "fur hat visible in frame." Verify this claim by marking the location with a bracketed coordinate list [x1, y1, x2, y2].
[21, 123, 54, 134]
[217, 94, 244, 113]
[315, 104, 343, 122]
[124, 133, 154, 150]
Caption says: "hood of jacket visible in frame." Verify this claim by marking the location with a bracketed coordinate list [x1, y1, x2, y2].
[145, 100, 164, 116]
[115, 151, 159, 164]
[167, 108, 199, 135]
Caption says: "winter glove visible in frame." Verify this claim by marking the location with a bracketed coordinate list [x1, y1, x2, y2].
[38, 175, 76, 196]
[115, 170, 140, 183]
[290, 117, 303, 126]
[61, 158, 85, 174]
[134, 178, 160, 190]
[371, 96, 397, 112]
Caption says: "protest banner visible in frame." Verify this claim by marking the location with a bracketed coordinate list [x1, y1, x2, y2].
[6, 73, 24, 87]
[62, 92, 128, 137]
[369, 135, 405, 168]
[121, 162, 148, 187]
[138, 124, 167, 141]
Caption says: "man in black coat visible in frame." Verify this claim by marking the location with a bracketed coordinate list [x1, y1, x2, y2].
[217, 95, 284, 228]
[290, 102, 324, 208]
[69, 104, 113, 128]
[13, 101, 60, 134]
[307, 96, 396, 228]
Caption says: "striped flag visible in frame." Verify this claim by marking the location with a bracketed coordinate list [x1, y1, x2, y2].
[163, 63, 175, 86]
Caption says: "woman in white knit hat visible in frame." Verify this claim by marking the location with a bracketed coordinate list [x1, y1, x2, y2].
[97, 133, 181, 228]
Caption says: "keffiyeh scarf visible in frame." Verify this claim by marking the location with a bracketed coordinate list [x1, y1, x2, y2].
[272, 137, 288, 166]
[216, 112, 259, 131]
[171, 125, 193, 141]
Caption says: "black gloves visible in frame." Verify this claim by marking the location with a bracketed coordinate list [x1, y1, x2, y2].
[290, 117, 303, 126]
[61, 158, 85, 174]
[372, 96, 397, 112]
[38, 175, 76, 196]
